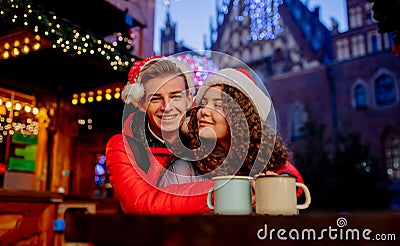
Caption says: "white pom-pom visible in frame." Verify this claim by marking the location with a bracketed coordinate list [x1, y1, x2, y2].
[121, 82, 145, 106]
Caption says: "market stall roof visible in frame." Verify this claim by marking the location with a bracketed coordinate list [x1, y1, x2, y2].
[0, 43, 128, 97]
[0, 0, 139, 99]
[26, 0, 145, 36]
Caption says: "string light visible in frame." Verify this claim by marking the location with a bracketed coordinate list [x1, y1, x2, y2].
[87, 91, 94, 103]
[71, 87, 123, 105]
[77, 117, 93, 131]
[5, 101, 12, 109]
[105, 89, 112, 100]
[32, 107, 39, 115]
[0, 89, 40, 141]
[24, 105, 31, 113]
[114, 88, 121, 99]
[176, 54, 219, 87]
[0, 0, 135, 71]
[221, 0, 284, 40]
[72, 94, 79, 105]
[96, 90, 102, 102]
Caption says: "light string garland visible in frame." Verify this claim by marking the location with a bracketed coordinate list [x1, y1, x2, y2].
[0, 0, 135, 72]
[176, 54, 219, 87]
[221, 0, 284, 40]
[71, 87, 121, 105]
[0, 30, 42, 60]
[0, 88, 39, 143]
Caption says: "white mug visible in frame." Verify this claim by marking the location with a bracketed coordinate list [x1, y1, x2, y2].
[255, 175, 311, 216]
[207, 175, 253, 215]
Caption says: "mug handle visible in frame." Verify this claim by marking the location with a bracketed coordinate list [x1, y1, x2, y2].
[296, 183, 311, 210]
[207, 187, 214, 210]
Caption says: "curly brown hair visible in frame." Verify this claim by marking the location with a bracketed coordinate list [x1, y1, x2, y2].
[166, 84, 290, 177]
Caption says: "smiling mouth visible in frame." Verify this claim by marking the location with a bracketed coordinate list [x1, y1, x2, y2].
[199, 120, 213, 127]
[160, 114, 178, 121]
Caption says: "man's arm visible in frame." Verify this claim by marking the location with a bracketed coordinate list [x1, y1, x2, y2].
[106, 134, 213, 214]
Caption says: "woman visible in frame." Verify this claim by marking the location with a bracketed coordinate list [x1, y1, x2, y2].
[159, 68, 304, 197]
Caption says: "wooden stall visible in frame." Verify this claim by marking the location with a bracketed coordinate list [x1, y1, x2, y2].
[0, 0, 142, 195]
[0, 189, 119, 246]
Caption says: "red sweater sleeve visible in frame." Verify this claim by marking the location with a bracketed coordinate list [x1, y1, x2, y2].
[105, 134, 214, 214]
[276, 161, 305, 197]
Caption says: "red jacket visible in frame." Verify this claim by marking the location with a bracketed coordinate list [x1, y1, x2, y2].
[277, 161, 304, 197]
[106, 112, 305, 214]
[106, 112, 214, 214]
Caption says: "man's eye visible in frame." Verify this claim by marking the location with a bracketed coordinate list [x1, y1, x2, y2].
[150, 97, 161, 102]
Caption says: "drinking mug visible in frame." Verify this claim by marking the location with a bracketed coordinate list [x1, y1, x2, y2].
[255, 175, 311, 215]
[207, 175, 253, 215]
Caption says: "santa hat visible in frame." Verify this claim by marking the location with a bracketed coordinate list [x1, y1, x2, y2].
[196, 68, 271, 121]
[121, 56, 195, 106]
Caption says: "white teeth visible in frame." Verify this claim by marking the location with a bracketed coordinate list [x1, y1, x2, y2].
[162, 115, 176, 120]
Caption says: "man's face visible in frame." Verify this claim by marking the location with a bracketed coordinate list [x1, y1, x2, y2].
[139, 75, 193, 140]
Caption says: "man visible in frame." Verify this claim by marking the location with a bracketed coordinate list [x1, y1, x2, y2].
[105, 56, 213, 214]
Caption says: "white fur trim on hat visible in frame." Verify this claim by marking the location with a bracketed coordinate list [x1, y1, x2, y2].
[121, 82, 145, 107]
[196, 68, 271, 121]
[121, 56, 195, 106]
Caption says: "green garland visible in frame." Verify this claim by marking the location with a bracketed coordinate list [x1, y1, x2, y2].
[0, 0, 135, 72]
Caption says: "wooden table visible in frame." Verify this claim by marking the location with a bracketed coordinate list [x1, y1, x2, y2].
[65, 211, 400, 246]
[0, 189, 119, 246]
[0, 189, 63, 245]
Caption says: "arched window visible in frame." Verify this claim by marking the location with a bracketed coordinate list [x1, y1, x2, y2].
[289, 103, 308, 141]
[374, 74, 396, 106]
[371, 35, 379, 53]
[354, 83, 368, 109]
[272, 48, 285, 75]
[385, 136, 400, 181]
[273, 48, 284, 61]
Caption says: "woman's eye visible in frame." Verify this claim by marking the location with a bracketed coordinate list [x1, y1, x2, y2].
[172, 95, 183, 99]
[199, 101, 207, 107]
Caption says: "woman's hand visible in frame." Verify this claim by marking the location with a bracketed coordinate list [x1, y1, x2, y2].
[252, 171, 279, 210]
[259, 171, 278, 176]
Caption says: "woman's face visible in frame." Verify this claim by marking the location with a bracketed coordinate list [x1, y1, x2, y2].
[197, 85, 229, 141]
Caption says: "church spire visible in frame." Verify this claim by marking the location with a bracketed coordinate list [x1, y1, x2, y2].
[165, 3, 171, 26]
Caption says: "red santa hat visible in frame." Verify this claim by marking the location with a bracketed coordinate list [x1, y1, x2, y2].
[196, 68, 271, 121]
[121, 56, 195, 106]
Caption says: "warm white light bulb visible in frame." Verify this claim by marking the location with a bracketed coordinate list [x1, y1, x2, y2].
[14, 103, 22, 111]
[32, 107, 39, 115]
[5, 101, 12, 109]
[24, 105, 31, 113]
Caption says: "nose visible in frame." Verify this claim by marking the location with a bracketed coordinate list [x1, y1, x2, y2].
[199, 105, 211, 116]
[160, 96, 172, 111]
